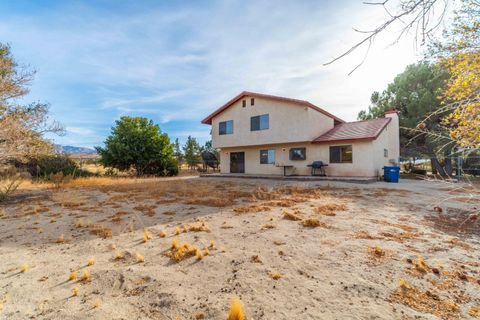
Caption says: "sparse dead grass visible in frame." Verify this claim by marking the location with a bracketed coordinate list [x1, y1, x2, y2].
[233, 204, 271, 214]
[282, 209, 302, 221]
[390, 279, 460, 320]
[89, 224, 113, 238]
[315, 203, 347, 216]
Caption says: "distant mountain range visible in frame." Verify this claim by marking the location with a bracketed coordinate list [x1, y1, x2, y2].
[55, 145, 97, 155]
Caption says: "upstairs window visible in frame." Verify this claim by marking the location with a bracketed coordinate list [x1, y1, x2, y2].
[251, 114, 269, 131]
[260, 149, 275, 164]
[289, 148, 306, 161]
[329, 145, 352, 163]
[251, 98, 255, 106]
[242, 100, 246, 108]
[219, 120, 233, 135]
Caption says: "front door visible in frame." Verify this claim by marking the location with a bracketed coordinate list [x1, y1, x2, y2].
[230, 152, 245, 173]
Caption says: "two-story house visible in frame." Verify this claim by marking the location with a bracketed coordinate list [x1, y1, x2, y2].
[201, 91, 399, 177]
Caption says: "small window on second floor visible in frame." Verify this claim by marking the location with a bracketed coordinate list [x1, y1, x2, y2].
[242, 100, 246, 108]
[251, 114, 269, 131]
[384, 148, 388, 158]
[219, 120, 233, 135]
[251, 98, 255, 106]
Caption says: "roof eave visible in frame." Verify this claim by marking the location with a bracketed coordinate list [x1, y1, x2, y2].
[311, 137, 376, 144]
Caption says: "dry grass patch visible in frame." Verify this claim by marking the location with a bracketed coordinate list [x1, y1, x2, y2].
[164, 238, 210, 263]
[301, 218, 328, 228]
[133, 204, 156, 217]
[390, 279, 460, 320]
[261, 223, 276, 230]
[315, 203, 347, 216]
[233, 204, 271, 214]
[89, 224, 113, 238]
[188, 221, 210, 232]
[270, 270, 282, 280]
[379, 231, 418, 243]
[282, 209, 302, 221]
[353, 230, 383, 240]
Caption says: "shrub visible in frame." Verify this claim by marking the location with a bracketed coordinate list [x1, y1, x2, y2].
[15, 155, 93, 180]
[0, 169, 22, 203]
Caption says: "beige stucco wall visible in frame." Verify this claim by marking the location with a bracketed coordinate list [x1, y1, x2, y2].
[370, 112, 400, 177]
[211, 96, 334, 149]
[219, 141, 381, 177]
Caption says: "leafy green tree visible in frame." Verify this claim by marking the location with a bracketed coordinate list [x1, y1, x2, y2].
[183, 136, 201, 170]
[173, 138, 184, 163]
[96, 117, 177, 176]
[358, 61, 450, 160]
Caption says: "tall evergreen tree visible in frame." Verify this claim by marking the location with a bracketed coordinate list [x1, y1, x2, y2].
[183, 136, 201, 170]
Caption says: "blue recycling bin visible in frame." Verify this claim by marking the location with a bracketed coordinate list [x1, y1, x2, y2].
[383, 166, 400, 183]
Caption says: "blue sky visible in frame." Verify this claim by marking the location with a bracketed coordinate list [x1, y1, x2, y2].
[0, 0, 433, 148]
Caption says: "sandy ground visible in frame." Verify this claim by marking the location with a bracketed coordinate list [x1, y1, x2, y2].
[0, 177, 479, 320]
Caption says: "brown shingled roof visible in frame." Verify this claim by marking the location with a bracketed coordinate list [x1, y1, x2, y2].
[312, 117, 391, 144]
[201, 91, 345, 125]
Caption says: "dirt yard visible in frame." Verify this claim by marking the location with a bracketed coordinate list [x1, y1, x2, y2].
[0, 177, 479, 320]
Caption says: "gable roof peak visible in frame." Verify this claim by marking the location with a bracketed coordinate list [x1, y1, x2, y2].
[201, 91, 344, 125]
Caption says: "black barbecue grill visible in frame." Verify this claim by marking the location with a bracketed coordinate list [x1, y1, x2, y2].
[307, 161, 328, 176]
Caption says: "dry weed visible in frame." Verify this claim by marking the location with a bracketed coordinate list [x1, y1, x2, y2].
[227, 296, 245, 320]
[250, 255, 262, 263]
[69, 271, 78, 281]
[143, 229, 152, 242]
[81, 269, 91, 282]
[270, 270, 282, 280]
[87, 258, 95, 266]
[282, 209, 302, 221]
[115, 251, 125, 260]
[55, 234, 66, 243]
[164, 241, 199, 262]
[159, 230, 167, 238]
[20, 264, 28, 273]
[93, 298, 101, 308]
[72, 287, 79, 297]
[469, 306, 480, 317]
[136, 253, 145, 263]
[188, 222, 210, 232]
